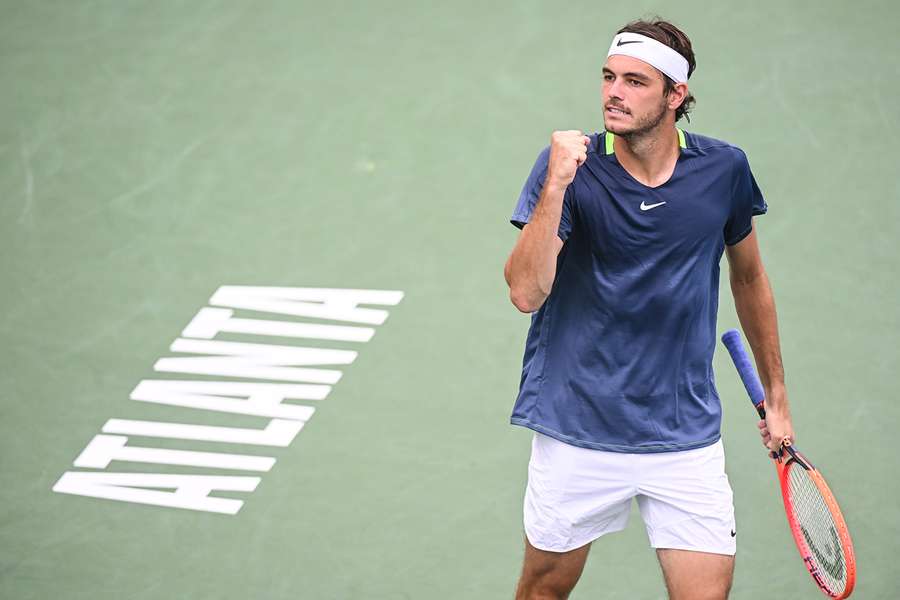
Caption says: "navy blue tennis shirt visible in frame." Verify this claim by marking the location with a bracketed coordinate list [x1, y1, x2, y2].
[509, 129, 767, 453]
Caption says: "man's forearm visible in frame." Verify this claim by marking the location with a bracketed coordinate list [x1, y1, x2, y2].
[505, 181, 567, 312]
[731, 270, 787, 409]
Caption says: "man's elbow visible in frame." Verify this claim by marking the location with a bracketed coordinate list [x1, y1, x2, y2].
[503, 256, 513, 287]
[509, 287, 546, 313]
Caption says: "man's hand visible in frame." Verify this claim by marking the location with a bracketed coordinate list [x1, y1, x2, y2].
[547, 130, 590, 190]
[756, 394, 795, 456]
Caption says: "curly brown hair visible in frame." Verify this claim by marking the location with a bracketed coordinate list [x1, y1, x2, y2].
[617, 18, 697, 122]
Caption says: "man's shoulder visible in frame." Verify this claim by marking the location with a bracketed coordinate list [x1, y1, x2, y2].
[684, 130, 741, 152]
[683, 130, 750, 166]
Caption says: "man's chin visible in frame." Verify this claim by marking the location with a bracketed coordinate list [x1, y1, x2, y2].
[603, 121, 632, 136]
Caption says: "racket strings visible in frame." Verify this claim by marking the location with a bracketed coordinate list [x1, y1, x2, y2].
[786, 463, 847, 593]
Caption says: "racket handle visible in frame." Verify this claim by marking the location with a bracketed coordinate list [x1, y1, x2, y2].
[721, 329, 766, 419]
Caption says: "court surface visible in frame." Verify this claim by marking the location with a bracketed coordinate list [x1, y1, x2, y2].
[2, 1, 898, 598]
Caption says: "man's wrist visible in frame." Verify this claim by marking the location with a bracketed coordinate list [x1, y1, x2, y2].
[764, 382, 788, 411]
[543, 176, 569, 196]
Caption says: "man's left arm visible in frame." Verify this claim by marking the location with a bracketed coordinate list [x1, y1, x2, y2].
[725, 224, 795, 454]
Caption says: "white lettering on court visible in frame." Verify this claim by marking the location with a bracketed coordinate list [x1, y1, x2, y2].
[53, 472, 260, 515]
[53, 285, 403, 514]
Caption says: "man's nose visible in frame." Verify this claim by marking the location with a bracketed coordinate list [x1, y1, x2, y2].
[605, 79, 624, 101]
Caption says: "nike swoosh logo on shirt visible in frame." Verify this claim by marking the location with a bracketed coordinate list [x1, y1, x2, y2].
[616, 39, 643, 46]
[639, 200, 666, 211]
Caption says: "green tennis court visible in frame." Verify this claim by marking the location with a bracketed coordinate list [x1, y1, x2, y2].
[2, 1, 898, 598]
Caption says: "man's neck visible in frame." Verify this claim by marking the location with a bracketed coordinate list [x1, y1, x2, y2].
[613, 124, 681, 188]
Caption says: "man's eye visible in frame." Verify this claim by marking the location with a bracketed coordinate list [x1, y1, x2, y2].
[603, 75, 614, 81]
[629, 79, 643, 86]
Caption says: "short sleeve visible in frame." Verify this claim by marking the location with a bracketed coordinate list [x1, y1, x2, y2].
[724, 147, 767, 246]
[510, 146, 574, 241]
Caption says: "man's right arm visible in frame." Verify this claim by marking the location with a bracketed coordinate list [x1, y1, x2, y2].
[504, 184, 567, 313]
[504, 130, 589, 313]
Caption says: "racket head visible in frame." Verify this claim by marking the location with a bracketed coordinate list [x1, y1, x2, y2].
[777, 446, 856, 599]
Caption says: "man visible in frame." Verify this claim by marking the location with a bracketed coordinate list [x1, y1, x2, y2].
[503, 19, 795, 600]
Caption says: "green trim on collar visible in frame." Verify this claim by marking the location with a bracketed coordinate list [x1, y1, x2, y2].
[603, 127, 687, 156]
[605, 131, 615, 155]
[604, 128, 686, 155]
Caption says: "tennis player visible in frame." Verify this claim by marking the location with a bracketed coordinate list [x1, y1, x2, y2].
[504, 18, 795, 600]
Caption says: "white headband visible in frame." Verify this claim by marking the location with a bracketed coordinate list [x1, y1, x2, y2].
[607, 32, 690, 83]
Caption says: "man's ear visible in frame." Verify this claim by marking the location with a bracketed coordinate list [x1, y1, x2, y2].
[667, 82, 689, 111]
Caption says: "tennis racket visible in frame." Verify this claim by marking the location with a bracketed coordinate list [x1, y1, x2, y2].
[721, 329, 856, 599]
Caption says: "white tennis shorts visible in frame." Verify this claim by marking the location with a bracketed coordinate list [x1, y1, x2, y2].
[524, 432, 736, 555]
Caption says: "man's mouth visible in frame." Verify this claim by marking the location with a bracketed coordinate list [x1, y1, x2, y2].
[605, 106, 629, 116]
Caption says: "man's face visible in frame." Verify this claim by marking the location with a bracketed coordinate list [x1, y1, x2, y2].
[602, 55, 670, 136]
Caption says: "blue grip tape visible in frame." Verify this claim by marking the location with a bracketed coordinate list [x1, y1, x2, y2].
[721, 329, 765, 410]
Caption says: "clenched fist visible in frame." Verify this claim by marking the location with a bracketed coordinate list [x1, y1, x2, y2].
[547, 130, 591, 190]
